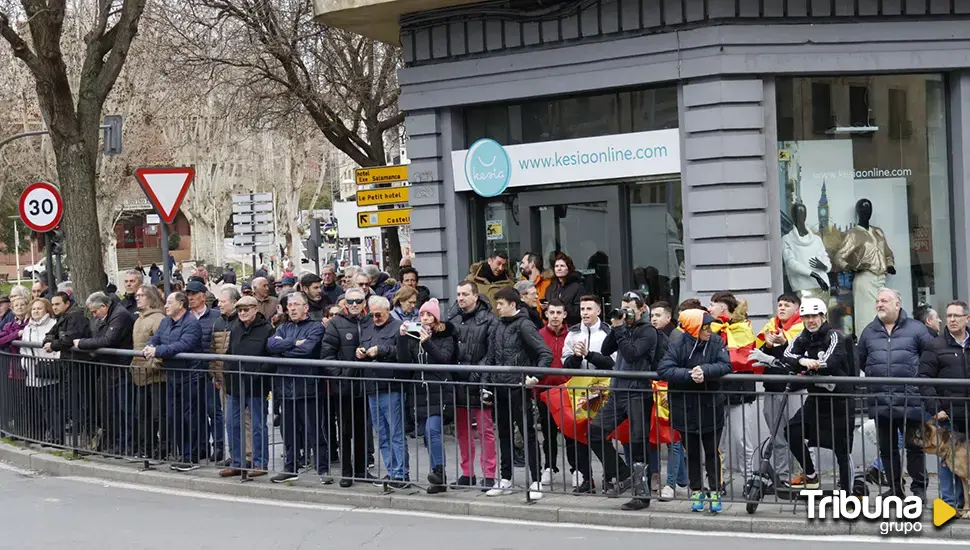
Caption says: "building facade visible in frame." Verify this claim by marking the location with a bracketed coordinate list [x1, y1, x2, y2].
[316, 0, 970, 328]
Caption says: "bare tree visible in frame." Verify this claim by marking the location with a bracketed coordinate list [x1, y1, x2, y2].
[163, 0, 406, 274]
[0, 0, 149, 296]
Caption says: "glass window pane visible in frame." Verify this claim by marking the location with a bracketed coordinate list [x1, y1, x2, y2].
[629, 178, 684, 307]
[775, 74, 952, 336]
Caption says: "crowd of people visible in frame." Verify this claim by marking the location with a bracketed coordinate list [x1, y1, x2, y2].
[0, 249, 967, 515]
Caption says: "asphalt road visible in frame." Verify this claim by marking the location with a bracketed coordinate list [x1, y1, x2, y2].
[0, 465, 956, 549]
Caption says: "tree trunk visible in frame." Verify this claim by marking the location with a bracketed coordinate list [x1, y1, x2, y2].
[191, 228, 219, 269]
[51, 133, 105, 297]
[102, 232, 119, 285]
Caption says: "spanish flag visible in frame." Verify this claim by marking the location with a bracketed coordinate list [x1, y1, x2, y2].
[711, 316, 759, 373]
[756, 313, 804, 350]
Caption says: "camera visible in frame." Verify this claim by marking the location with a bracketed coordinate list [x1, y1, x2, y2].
[609, 308, 635, 323]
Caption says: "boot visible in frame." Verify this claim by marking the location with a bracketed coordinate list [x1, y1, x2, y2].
[427, 466, 447, 494]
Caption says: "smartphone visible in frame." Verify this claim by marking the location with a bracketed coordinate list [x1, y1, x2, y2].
[404, 321, 422, 334]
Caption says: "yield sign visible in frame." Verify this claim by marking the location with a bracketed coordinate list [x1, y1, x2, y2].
[135, 167, 195, 224]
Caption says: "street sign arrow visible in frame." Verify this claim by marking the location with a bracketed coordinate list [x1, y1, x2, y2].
[135, 167, 195, 224]
[358, 213, 369, 226]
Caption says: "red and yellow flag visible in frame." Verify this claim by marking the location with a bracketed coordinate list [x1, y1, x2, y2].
[712, 317, 758, 373]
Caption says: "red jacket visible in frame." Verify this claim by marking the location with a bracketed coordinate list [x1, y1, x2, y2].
[539, 324, 569, 387]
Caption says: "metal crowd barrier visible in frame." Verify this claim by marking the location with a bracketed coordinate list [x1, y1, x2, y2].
[1, 342, 968, 514]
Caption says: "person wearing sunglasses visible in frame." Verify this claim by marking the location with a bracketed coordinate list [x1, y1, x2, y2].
[321, 287, 375, 487]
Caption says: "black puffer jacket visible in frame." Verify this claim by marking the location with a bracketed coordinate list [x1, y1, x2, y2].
[546, 272, 584, 327]
[359, 318, 404, 394]
[44, 305, 92, 359]
[320, 311, 369, 397]
[446, 296, 497, 406]
[76, 301, 134, 367]
[483, 309, 552, 386]
[601, 317, 656, 391]
[398, 326, 456, 421]
[858, 310, 933, 420]
[919, 330, 970, 431]
[778, 322, 853, 433]
[658, 312, 733, 434]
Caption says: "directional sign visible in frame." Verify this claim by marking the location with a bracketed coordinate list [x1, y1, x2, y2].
[355, 165, 408, 185]
[135, 167, 195, 224]
[19, 182, 64, 233]
[357, 208, 411, 228]
[356, 187, 409, 207]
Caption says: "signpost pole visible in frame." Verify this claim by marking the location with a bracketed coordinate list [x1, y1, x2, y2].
[54, 249, 63, 284]
[160, 221, 171, 297]
[44, 232, 54, 293]
[13, 220, 21, 285]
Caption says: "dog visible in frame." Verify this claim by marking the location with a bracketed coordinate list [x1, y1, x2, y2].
[911, 420, 970, 519]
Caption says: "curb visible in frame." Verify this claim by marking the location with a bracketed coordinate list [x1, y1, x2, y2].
[1, 442, 967, 539]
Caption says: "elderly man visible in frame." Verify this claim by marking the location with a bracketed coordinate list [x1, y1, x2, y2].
[359, 295, 407, 487]
[361, 264, 398, 301]
[251, 277, 280, 321]
[121, 269, 144, 315]
[186, 280, 225, 463]
[858, 287, 933, 499]
[514, 280, 543, 329]
[31, 280, 49, 300]
[143, 292, 204, 472]
[321, 287, 374, 486]
[320, 265, 342, 305]
[342, 266, 360, 291]
[266, 292, 329, 484]
[76, 292, 135, 454]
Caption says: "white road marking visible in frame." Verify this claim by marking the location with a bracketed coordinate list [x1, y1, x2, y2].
[53, 475, 968, 545]
[0, 461, 36, 476]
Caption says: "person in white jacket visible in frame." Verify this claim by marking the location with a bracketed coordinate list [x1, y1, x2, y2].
[557, 295, 616, 493]
[19, 298, 60, 444]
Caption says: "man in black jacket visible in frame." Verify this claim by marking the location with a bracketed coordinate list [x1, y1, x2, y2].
[919, 300, 970, 508]
[320, 287, 374, 487]
[44, 291, 94, 443]
[591, 290, 658, 510]
[483, 287, 552, 500]
[121, 269, 144, 316]
[446, 280, 498, 488]
[76, 291, 135, 454]
[301, 273, 330, 322]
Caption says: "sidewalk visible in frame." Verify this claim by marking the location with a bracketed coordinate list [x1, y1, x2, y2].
[1, 441, 966, 539]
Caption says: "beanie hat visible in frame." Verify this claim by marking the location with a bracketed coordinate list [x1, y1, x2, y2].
[419, 298, 441, 323]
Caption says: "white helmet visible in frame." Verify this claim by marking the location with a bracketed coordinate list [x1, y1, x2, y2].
[799, 297, 827, 317]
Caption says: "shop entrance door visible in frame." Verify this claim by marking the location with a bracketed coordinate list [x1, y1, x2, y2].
[519, 186, 625, 312]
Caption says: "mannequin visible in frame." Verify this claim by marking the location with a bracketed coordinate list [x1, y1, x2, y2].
[782, 203, 832, 302]
[834, 198, 896, 334]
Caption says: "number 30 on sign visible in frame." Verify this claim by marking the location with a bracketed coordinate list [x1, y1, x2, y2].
[19, 182, 64, 233]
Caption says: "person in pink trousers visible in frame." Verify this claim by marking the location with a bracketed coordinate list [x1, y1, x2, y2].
[444, 280, 498, 489]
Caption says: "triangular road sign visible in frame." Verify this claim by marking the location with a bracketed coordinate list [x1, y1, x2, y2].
[135, 167, 195, 224]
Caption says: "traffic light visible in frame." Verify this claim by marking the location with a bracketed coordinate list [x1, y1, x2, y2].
[304, 220, 320, 262]
[50, 227, 64, 255]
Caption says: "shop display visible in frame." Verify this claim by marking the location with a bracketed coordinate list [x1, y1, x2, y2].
[782, 202, 832, 302]
[833, 198, 895, 333]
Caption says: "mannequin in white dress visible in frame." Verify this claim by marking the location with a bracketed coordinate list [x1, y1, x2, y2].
[782, 203, 832, 302]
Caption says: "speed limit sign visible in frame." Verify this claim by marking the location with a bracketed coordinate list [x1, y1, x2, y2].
[19, 182, 64, 233]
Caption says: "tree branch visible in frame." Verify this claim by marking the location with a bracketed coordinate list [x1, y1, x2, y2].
[0, 11, 41, 74]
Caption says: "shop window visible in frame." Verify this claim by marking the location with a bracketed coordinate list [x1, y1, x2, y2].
[811, 82, 832, 135]
[629, 179, 683, 307]
[776, 74, 952, 337]
[468, 194, 522, 275]
[463, 84, 678, 147]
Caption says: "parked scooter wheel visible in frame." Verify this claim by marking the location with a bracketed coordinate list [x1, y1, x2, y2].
[743, 480, 763, 515]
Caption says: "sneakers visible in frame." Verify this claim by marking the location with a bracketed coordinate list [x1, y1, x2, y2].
[320, 473, 334, 485]
[572, 479, 595, 494]
[789, 473, 820, 490]
[660, 485, 676, 501]
[690, 490, 706, 512]
[571, 471, 582, 488]
[272, 472, 299, 484]
[170, 462, 200, 472]
[486, 478, 513, 496]
[528, 481, 543, 500]
[709, 491, 722, 513]
[454, 475, 477, 488]
[540, 468, 554, 486]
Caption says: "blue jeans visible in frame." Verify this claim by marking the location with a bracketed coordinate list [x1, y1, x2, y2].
[167, 373, 203, 462]
[227, 395, 267, 469]
[424, 415, 444, 470]
[205, 379, 225, 458]
[368, 392, 409, 479]
[666, 440, 688, 487]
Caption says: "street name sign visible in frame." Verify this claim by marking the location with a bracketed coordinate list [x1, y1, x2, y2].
[357, 208, 411, 228]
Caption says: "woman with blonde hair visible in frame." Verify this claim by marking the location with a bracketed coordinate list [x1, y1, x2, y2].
[19, 298, 60, 444]
[390, 286, 419, 322]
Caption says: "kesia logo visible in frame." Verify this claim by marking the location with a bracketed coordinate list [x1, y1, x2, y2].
[464, 138, 511, 197]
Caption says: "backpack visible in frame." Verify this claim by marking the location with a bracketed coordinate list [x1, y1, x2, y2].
[651, 326, 669, 371]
